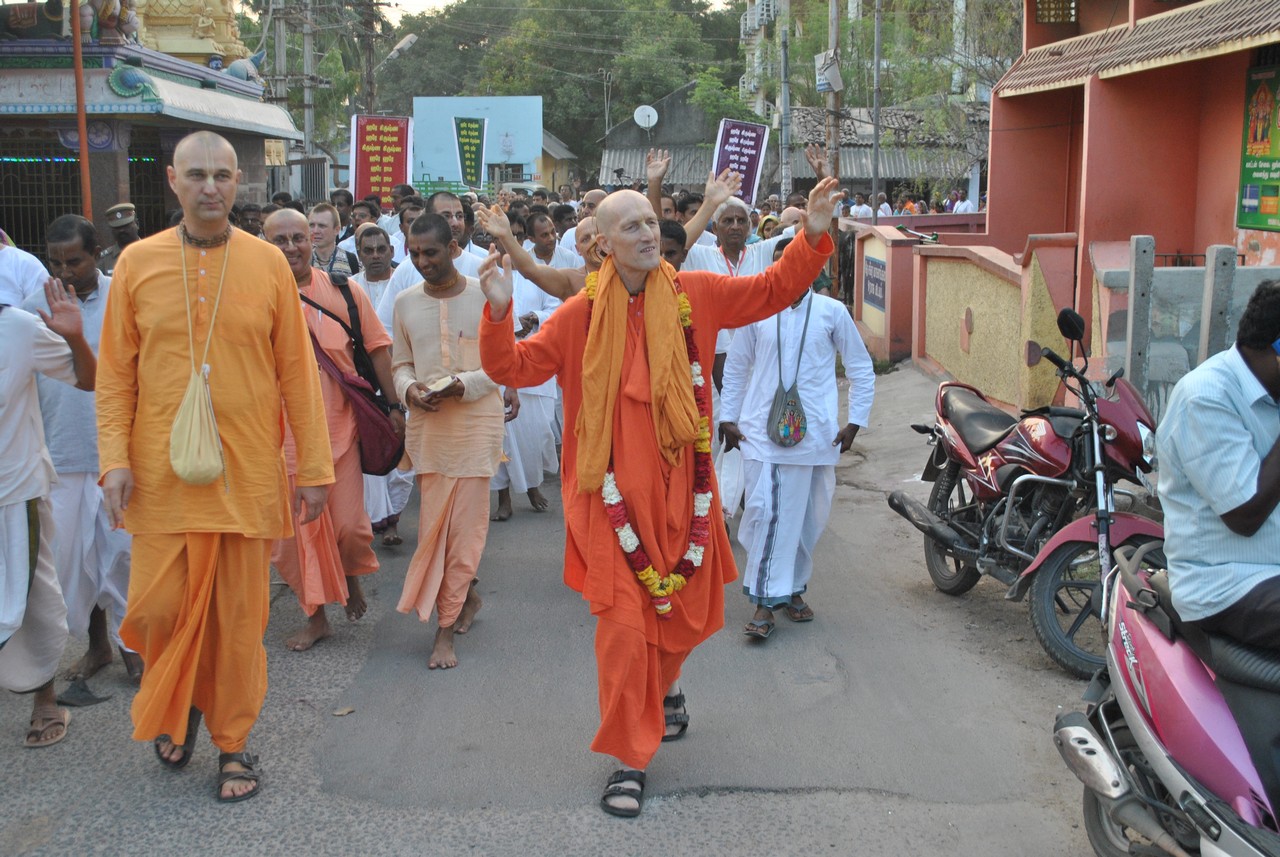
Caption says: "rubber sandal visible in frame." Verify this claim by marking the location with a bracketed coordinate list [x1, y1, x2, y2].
[662, 692, 689, 742]
[24, 706, 70, 748]
[600, 768, 645, 818]
[743, 618, 774, 639]
[216, 751, 262, 803]
[154, 707, 201, 770]
[783, 601, 814, 622]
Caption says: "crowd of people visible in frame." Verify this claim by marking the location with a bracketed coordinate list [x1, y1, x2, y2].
[0, 134, 874, 815]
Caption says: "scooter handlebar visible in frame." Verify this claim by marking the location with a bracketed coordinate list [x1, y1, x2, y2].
[1041, 346, 1071, 372]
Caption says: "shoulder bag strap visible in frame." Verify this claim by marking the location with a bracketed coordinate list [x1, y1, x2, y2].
[777, 294, 814, 390]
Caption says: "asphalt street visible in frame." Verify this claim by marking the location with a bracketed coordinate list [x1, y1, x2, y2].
[0, 364, 1096, 856]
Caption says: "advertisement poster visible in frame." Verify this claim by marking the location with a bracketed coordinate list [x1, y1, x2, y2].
[712, 118, 770, 206]
[454, 117, 486, 189]
[863, 255, 886, 311]
[1238, 65, 1280, 232]
[349, 115, 411, 209]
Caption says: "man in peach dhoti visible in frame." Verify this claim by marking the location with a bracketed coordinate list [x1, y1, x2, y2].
[391, 213, 512, 670]
[263, 209, 404, 652]
[478, 175, 844, 815]
[97, 132, 333, 803]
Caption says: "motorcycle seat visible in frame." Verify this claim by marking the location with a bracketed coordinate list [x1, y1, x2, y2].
[941, 387, 1018, 454]
[1148, 572, 1280, 693]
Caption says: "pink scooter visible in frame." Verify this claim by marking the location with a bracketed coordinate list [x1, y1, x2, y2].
[1054, 541, 1280, 856]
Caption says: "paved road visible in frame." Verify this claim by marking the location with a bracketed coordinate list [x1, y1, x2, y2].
[1, 365, 1095, 856]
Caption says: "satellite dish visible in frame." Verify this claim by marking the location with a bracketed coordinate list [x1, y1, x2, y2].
[633, 105, 658, 130]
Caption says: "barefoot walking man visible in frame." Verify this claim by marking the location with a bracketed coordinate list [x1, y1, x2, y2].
[97, 132, 333, 802]
[478, 176, 844, 816]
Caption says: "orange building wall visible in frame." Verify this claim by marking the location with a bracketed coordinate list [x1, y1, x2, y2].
[1079, 0, 1126, 35]
[1195, 51, 1252, 254]
[986, 87, 1084, 255]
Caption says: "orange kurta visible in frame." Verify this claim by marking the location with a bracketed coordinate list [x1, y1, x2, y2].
[97, 227, 333, 750]
[480, 233, 834, 767]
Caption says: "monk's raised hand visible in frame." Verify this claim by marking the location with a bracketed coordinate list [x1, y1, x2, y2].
[803, 177, 844, 245]
[296, 485, 328, 524]
[102, 468, 134, 529]
[646, 148, 672, 184]
[478, 205, 512, 243]
[703, 168, 743, 209]
[479, 249, 514, 321]
[804, 143, 831, 180]
[37, 276, 83, 340]
[833, 423, 860, 453]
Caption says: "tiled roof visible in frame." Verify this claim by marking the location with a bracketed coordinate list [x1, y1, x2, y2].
[996, 0, 1280, 97]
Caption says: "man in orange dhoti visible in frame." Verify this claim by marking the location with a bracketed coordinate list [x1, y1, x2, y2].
[97, 132, 333, 803]
[263, 208, 403, 652]
[391, 213, 511, 670]
[479, 177, 843, 815]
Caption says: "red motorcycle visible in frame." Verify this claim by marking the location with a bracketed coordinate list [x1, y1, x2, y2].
[889, 309, 1160, 677]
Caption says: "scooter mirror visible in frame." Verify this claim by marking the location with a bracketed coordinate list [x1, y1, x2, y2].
[1057, 307, 1086, 342]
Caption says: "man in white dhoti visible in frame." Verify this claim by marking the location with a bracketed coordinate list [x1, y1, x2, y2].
[1, 276, 97, 746]
[490, 267, 561, 521]
[719, 238, 875, 640]
[22, 215, 140, 682]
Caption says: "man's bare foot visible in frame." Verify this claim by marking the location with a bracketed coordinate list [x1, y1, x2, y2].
[491, 488, 513, 521]
[63, 647, 112, 681]
[455, 582, 482, 634]
[381, 524, 402, 546]
[119, 647, 144, 682]
[345, 576, 367, 621]
[285, 609, 332, 651]
[428, 625, 458, 669]
[527, 486, 549, 512]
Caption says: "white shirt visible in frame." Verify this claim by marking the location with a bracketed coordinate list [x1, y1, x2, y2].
[377, 247, 482, 337]
[0, 307, 80, 505]
[850, 204, 873, 218]
[337, 235, 358, 256]
[20, 273, 110, 474]
[954, 199, 976, 214]
[720, 292, 875, 466]
[694, 231, 717, 247]
[683, 235, 791, 278]
[509, 272, 561, 398]
[350, 271, 396, 335]
[878, 202, 892, 217]
[559, 226, 578, 250]
[0, 245, 48, 306]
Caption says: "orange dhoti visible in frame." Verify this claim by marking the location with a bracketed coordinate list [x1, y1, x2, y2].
[397, 474, 490, 627]
[273, 443, 378, 615]
[122, 532, 272, 753]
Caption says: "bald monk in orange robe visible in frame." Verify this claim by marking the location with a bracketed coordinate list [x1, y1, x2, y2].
[263, 208, 403, 653]
[97, 132, 333, 803]
[478, 176, 843, 815]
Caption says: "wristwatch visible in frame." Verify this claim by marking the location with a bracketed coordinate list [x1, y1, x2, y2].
[393, 403, 408, 415]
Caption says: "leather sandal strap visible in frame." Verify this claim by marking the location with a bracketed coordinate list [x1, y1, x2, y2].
[663, 692, 685, 709]
[606, 768, 646, 788]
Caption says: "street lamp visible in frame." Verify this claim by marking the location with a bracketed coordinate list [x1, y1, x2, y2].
[364, 33, 418, 113]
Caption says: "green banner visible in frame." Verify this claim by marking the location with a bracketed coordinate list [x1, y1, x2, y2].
[1238, 65, 1280, 232]
[454, 117, 486, 189]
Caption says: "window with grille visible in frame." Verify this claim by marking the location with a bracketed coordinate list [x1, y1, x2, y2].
[1035, 0, 1077, 24]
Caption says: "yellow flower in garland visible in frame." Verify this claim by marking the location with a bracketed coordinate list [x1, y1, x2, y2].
[694, 416, 712, 454]
[584, 271, 599, 301]
[677, 293, 692, 328]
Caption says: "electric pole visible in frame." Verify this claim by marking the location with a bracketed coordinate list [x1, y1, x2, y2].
[302, 0, 315, 156]
[871, 0, 882, 224]
[825, 0, 840, 181]
[780, 24, 792, 199]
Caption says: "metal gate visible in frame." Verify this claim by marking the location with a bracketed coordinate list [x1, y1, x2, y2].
[0, 133, 83, 256]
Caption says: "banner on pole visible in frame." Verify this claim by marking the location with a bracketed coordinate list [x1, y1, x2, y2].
[350, 115, 411, 211]
[1238, 65, 1280, 232]
[454, 117, 487, 189]
[712, 118, 770, 207]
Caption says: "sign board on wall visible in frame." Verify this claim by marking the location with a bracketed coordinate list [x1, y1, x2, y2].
[863, 255, 886, 311]
[1238, 65, 1280, 233]
[712, 118, 769, 206]
[413, 97, 542, 188]
[349, 115, 412, 210]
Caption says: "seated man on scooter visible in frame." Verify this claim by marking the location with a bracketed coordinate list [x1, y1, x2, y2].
[1158, 279, 1280, 649]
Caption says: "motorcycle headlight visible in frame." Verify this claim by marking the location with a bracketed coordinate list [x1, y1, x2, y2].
[1136, 423, 1157, 494]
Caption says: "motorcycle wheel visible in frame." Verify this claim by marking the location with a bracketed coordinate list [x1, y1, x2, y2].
[1029, 536, 1163, 679]
[923, 462, 981, 595]
[1082, 728, 1198, 857]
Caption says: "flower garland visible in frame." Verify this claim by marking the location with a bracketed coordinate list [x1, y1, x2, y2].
[585, 271, 715, 619]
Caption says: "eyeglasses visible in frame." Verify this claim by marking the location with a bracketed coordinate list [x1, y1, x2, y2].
[270, 233, 308, 247]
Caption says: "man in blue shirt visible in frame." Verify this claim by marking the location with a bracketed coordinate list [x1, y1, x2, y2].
[1159, 280, 1280, 647]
